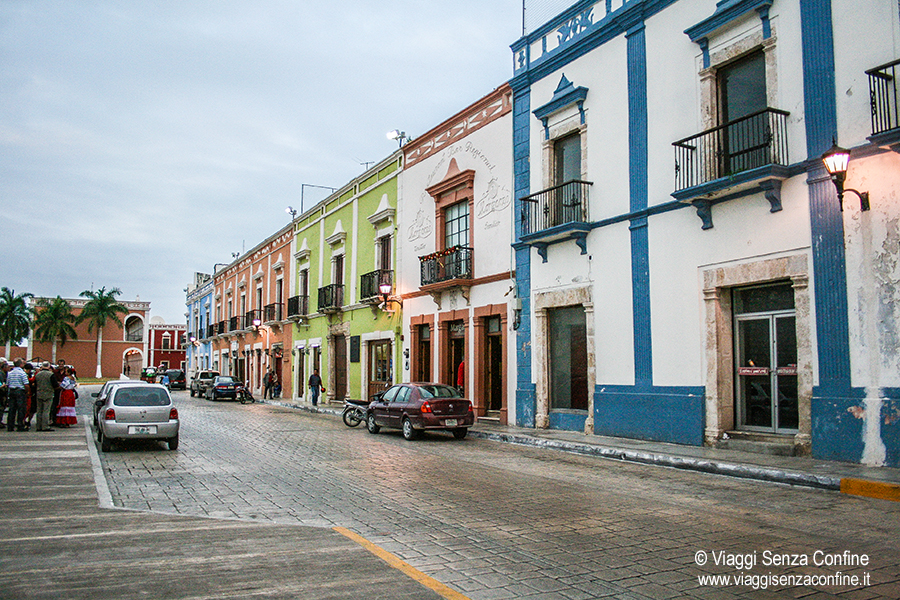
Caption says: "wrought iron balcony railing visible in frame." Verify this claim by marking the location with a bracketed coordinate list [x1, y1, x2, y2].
[228, 315, 244, 332]
[216, 321, 226, 336]
[673, 108, 789, 192]
[317, 284, 344, 312]
[287, 295, 309, 318]
[520, 180, 592, 236]
[360, 269, 393, 302]
[205, 324, 215, 339]
[244, 309, 262, 328]
[868, 58, 899, 136]
[419, 246, 473, 287]
[264, 302, 283, 323]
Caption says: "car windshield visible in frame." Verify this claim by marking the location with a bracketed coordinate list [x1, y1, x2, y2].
[113, 388, 170, 407]
[217, 376, 235, 384]
[418, 385, 462, 399]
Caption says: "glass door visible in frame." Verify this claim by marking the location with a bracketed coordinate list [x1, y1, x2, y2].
[735, 313, 798, 433]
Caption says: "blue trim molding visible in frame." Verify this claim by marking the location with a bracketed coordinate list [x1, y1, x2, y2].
[533, 74, 589, 139]
[594, 384, 706, 445]
[685, 0, 774, 44]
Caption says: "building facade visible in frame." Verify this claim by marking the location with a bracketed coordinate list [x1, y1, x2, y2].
[288, 152, 403, 404]
[185, 272, 214, 378]
[208, 226, 295, 397]
[28, 297, 151, 378]
[510, 0, 900, 465]
[147, 318, 187, 372]
[398, 84, 518, 424]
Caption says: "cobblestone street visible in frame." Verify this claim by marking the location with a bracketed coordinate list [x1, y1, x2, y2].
[94, 391, 900, 599]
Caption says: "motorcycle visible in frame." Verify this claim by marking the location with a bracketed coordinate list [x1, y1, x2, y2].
[342, 398, 371, 427]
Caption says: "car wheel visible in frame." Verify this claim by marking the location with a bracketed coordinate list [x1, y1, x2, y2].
[366, 413, 380, 434]
[168, 435, 179, 451]
[402, 417, 419, 441]
[100, 430, 112, 452]
[452, 428, 468, 440]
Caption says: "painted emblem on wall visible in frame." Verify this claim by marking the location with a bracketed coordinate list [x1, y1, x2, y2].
[476, 177, 511, 219]
[407, 207, 433, 242]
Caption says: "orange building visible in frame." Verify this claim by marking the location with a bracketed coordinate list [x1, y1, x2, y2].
[26, 297, 151, 378]
[207, 225, 294, 397]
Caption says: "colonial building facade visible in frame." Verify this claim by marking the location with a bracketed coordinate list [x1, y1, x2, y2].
[147, 318, 187, 372]
[398, 84, 518, 424]
[288, 152, 402, 404]
[511, 0, 900, 466]
[185, 271, 214, 377]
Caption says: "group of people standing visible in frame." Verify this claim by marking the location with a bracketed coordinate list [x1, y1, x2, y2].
[0, 358, 78, 432]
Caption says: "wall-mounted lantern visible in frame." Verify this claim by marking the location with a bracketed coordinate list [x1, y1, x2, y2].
[822, 143, 870, 212]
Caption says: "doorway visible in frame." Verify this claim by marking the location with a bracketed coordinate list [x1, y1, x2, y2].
[333, 335, 347, 402]
[548, 306, 588, 411]
[485, 316, 503, 413]
[447, 320, 465, 390]
[734, 283, 798, 433]
[297, 349, 305, 400]
[368, 340, 392, 399]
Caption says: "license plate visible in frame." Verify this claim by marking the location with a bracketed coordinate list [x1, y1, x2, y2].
[444, 419, 458, 427]
[128, 425, 157, 435]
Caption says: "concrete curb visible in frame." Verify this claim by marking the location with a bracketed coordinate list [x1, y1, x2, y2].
[467, 429, 842, 491]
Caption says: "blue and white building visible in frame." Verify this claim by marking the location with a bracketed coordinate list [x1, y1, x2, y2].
[510, 0, 900, 466]
[185, 271, 215, 378]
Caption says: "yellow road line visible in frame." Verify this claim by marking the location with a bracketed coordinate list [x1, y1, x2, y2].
[840, 478, 900, 502]
[333, 527, 471, 600]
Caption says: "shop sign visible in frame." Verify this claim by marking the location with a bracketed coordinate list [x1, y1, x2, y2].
[738, 366, 770, 376]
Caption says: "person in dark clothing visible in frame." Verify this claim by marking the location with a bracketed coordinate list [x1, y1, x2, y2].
[308, 370, 322, 407]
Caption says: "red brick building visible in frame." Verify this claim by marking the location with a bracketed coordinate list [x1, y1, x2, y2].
[147, 319, 187, 372]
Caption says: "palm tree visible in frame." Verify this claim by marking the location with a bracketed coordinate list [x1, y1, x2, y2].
[77, 287, 129, 378]
[32, 296, 78, 364]
[0, 287, 34, 358]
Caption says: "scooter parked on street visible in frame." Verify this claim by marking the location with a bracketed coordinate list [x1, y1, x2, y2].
[342, 398, 370, 427]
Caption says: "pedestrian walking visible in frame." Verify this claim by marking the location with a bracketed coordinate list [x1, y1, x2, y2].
[264, 369, 275, 399]
[308, 369, 323, 407]
[33, 362, 59, 432]
[55, 368, 78, 427]
[6, 359, 30, 432]
[23, 362, 35, 428]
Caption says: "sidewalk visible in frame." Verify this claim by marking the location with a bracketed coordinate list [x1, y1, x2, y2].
[273, 398, 900, 502]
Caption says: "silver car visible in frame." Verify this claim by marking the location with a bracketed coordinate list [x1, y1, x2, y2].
[96, 383, 180, 451]
[91, 379, 150, 427]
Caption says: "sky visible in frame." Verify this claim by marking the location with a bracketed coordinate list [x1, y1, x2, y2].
[0, 0, 532, 324]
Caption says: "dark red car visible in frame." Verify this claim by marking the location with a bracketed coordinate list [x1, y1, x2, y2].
[365, 383, 474, 440]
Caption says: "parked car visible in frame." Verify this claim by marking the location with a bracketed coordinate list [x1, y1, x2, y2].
[190, 370, 220, 397]
[90, 379, 150, 427]
[96, 383, 179, 451]
[365, 383, 474, 440]
[164, 369, 186, 390]
[205, 375, 239, 401]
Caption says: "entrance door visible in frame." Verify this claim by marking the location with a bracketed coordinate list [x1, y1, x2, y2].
[368, 340, 392, 399]
[416, 325, 431, 382]
[734, 283, 798, 433]
[486, 317, 503, 412]
[333, 335, 347, 402]
[447, 321, 465, 390]
[297, 350, 305, 400]
[548, 306, 588, 411]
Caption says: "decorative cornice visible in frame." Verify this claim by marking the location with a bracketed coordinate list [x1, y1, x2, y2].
[367, 193, 396, 226]
[403, 84, 512, 168]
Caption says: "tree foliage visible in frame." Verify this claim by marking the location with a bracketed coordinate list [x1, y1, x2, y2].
[0, 287, 34, 346]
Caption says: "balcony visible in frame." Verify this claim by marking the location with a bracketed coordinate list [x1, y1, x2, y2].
[519, 180, 592, 261]
[317, 284, 344, 313]
[360, 269, 393, 303]
[672, 108, 791, 229]
[244, 309, 262, 329]
[419, 245, 473, 299]
[263, 302, 283, 323]
[867, 58, 900, 150]
[205, 324, 215, 339]
[216, 320, 226, 336]
[287, 295, 309, 319]
[228, 315, 244, 332]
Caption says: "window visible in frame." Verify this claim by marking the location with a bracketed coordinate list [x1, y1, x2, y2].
[333, 254, 344, 286]
[719, 50, 766, 124]
[444, 201, 469, 249]
[162, 333, 171, 350]
[554, 133, 581, 185]
[125, 316, 143, 342]
[379, 235, 392, 270]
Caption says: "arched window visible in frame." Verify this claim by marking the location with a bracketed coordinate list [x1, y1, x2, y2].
[125, 316, 143, 342]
